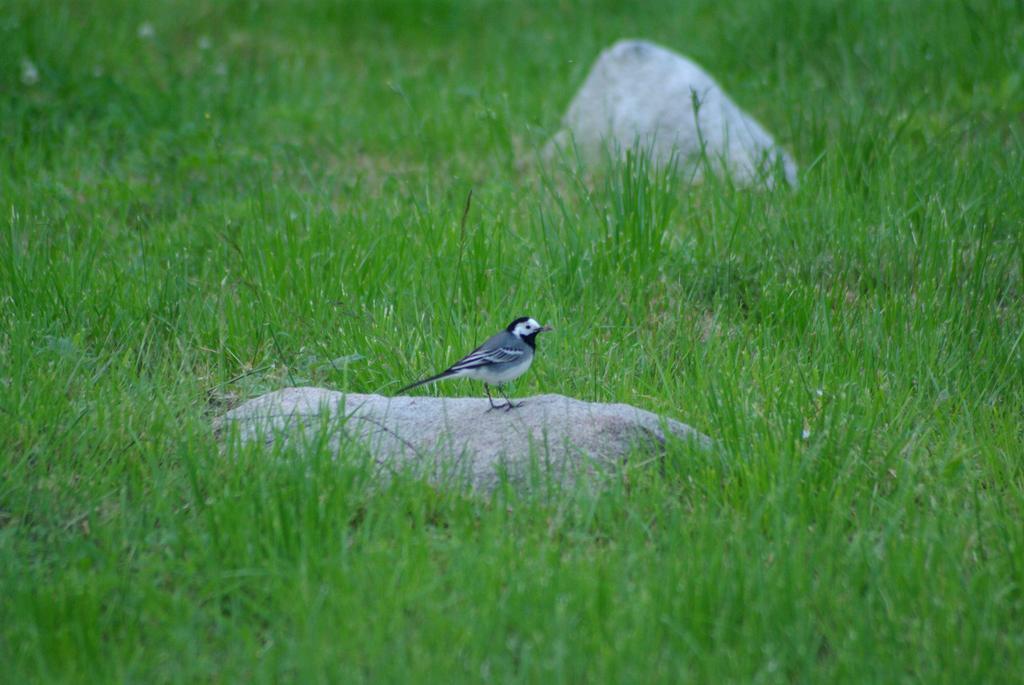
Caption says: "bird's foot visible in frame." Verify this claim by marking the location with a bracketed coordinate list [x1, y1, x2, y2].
[486, 400, 522, 412]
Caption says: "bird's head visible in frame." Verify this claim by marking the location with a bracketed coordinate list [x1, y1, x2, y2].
[507, 317, 553, 346]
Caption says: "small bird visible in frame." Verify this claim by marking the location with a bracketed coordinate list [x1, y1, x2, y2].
[396, 317, 553, 410]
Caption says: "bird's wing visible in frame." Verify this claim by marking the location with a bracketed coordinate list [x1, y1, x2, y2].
[448, 345, 526, 372]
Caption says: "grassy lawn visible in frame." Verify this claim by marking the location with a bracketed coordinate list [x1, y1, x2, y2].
[3, 0, 1023, 681]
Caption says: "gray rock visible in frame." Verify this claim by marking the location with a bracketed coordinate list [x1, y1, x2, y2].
[217, 387, 711, 491]
[545, 39, 798, 187]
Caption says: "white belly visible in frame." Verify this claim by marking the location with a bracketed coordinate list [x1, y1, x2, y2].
[461, 356, 533, 385]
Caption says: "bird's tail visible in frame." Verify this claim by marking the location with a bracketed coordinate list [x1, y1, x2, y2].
[395, 369, 458, 395]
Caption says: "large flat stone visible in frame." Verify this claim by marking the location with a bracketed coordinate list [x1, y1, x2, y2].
[217, 387, 711, 490]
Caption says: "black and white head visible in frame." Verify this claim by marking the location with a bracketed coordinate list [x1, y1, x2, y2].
[506, 316, 553, 348]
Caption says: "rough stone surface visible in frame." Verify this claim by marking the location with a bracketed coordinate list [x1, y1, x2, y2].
[544, 39, 798, 187]
[217, 387, 711, 490]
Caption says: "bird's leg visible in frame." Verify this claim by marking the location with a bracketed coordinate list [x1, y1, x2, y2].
[497, 385, 523, 411]
[484, 384, 503, 411]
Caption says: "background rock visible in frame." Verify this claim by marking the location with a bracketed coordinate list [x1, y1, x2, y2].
[217, 387, 711, 490]
[544, 39, 798, 187]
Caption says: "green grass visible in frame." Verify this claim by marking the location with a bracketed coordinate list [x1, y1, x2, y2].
[3, 0, 1024, 681]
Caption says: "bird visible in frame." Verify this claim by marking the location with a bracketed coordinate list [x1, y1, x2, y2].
[396, 316, 553, 410]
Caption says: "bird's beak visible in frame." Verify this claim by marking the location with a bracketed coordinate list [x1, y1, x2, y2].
[540, 325, 554, 333]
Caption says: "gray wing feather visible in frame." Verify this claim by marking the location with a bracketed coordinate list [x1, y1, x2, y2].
[449, 345, 525, 371]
